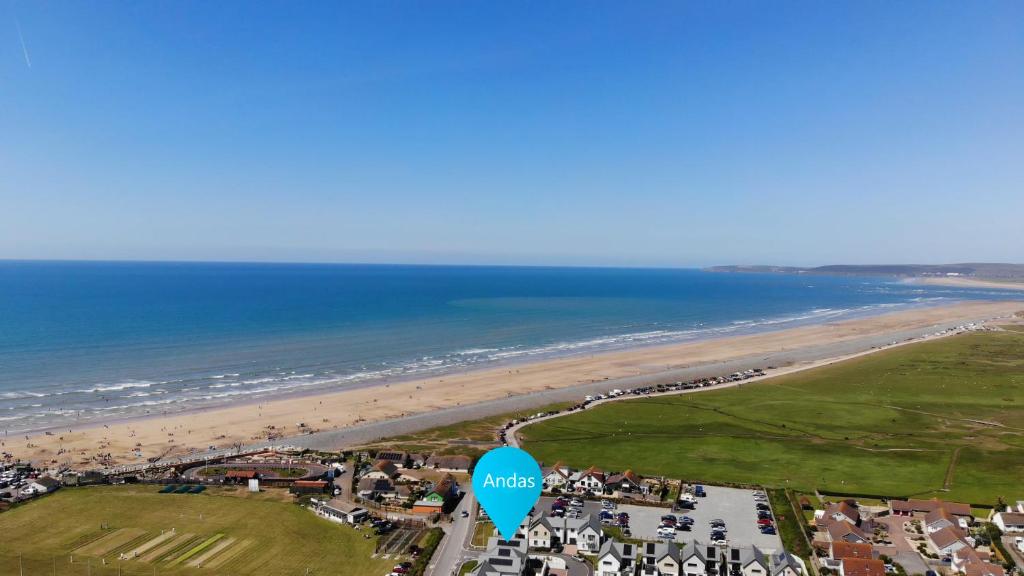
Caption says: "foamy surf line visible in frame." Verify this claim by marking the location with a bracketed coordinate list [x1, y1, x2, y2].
[0, 297, 963, 433]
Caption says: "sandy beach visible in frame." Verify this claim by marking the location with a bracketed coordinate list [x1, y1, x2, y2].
[6, 300, 1021, 470]
[912, 277, 1024, 291]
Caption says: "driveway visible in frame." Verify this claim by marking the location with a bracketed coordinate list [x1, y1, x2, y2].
[874, 516, 929, 575]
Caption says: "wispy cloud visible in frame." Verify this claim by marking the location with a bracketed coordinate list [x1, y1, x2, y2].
[14, 14, 31, 67]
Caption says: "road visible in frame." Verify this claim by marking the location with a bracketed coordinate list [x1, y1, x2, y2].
[428, 486, 479, 576]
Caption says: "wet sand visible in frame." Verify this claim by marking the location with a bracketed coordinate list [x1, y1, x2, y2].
[7, 300, 1021, 469]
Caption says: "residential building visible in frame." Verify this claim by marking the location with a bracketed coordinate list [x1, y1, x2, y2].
[929, 526, 968, 556]
[724, 545, 769, 576]
[993, 511, 1024, 533]
[471, 537, 542, 576]
[597, 540, 637, 576]
[925, 508, 958, 533]
[822, 502, 861, 526]
[574, 467, 607, 494]
[680, 542, 712, 576]
[830, 542, 874, 561]
[771, 552, 804, 576]
[412, 473, 458, 513]
[357, 477, 395, 499]
[542, 462, 574, 491]
[839, 558, 885, 576]
[364, 460, 401, 480]
[640, 541, 681, 576]
[425, 454, 473, 473]
[889, 499, 972, 518]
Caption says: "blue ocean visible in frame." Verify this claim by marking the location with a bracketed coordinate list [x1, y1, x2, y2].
[0, 261, 1018, 433]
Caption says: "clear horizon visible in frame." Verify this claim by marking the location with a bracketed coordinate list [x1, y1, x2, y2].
[3, 2, 1023, 267]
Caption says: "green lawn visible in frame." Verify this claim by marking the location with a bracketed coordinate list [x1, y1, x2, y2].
[471, 521, 496, 547]
[518, 331, 1024, 505]
[0, 485, 392, 576]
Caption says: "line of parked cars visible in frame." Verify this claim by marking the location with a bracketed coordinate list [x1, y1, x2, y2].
[753, 491, 776, 535]
[708, 518, 729, 546]
[551, 496, 587, 518]
[596, 499, 633, 536]
[657, 513, 695, 539]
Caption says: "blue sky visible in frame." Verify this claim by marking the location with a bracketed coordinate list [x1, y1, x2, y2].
[2, 1, 1022, 267]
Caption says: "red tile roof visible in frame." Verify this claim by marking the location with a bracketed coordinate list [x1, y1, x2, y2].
[841, 558, 885, 576]
[831, 542, 874, 560]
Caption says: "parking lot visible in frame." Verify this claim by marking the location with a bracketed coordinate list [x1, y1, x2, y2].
[539, 485, 783, 553]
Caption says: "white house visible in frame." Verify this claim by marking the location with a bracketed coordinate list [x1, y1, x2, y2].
[574, 467, 606, 494]
[929, 526, 967, 556]
[725, 545, 769, 576]
[680, 543, 712, 576]
[993, 512, 1024, 533]
[551, 514, 603, 553]
[363, 460, 400, 480]
[771, 551, 805, 576]
[597, 540, 637, 576]
[640, 541, 681, 575]
[542, 463, 574, 491]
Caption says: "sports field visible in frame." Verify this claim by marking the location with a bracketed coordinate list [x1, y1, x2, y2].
[519, 330, 1024, 504]
[0, 485, 391, 576]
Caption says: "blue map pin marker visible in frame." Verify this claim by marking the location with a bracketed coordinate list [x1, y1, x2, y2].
[472, 446, 542, 541]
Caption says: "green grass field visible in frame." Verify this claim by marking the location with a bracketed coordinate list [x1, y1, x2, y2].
[519, 331, 1024, 504]
[0, 485, 391, 576]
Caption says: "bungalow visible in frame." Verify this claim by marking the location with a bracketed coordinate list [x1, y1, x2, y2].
[889, 499, 972, 519]
[375, 451, 408, 465]
[680, 542, 711, 576]
[412, 473, 458, 514]
[993, 511, 1024, 533]
[28, 476, 60, 494]
[929, 526, 968, 556]
[724, 545, 769, 576]
[953, 548, 1006, 576]
[597, 540, 637, 576]
[830, 542, 874, 561]
[574, 467, 606, 494]
[364, 460, 401, 480]
[315, 499, 369, 524]
[964, 563, 1006, 576]
[839, 558, 885, 576]
[822, 502, 861, 526]
[925, 508, 957, 533]
[824, 519, 870, 544]
[640, 541, 681, 576]
[542, 462, 574, 491]
[424, 454, 472, 473]
[771, 552, 804, 576]
[606, 470, 645, 494]
[408, 453, 428, 467]
[357, 477, 395, 500]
